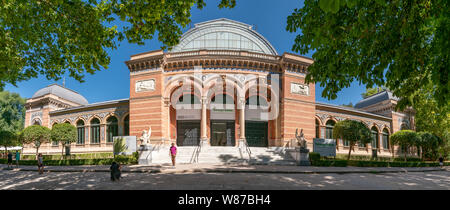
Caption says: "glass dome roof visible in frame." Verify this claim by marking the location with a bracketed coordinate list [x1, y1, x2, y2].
[32, 84, 88, 105]
[171, 18, 278, 55]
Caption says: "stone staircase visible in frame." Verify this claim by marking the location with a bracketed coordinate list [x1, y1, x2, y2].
[140, 145, 296, 165]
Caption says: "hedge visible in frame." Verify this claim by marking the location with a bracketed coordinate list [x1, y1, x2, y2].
[311, 159, 450, 167]
[0, 154, 138, 166]
[309, 152, 321, 162]
[21, 152, 114, 161]
[335, 154, 422, 162]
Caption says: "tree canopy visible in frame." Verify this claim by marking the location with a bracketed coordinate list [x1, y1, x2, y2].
[287, 0, 449, 109]
[22, 125, 51, 155]
[0, 0, 236, 90]
[417, 132, 443, 160]
[0, 130, 19, 155]
[0, 91, 26, 133]
[332, 119, 371, 160]
[51, 123, 77, 157]
[390, 130, 421, 161]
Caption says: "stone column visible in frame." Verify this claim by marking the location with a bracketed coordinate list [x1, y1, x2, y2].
[238, 97, 246, 147]
[200, 98, 209, 146]
[164, 99, 171, 145]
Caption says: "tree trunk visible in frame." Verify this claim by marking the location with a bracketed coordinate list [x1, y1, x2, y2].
[4, 146, 7, 157]
[347, 143, 353, 160]
[61, 143, 65, 160]
[404, 146, 407, 162]
[35, 146, 39, 159]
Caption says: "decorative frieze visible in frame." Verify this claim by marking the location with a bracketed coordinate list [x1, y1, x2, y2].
[135, 79, 156, 92]
[316, 111, 390, 132]
[290, 82, 309, 96]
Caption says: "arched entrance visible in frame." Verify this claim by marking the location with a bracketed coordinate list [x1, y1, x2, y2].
[209, 94, 236, 146]
[245, 95, 269, 147]
[175, 93, 201, 146]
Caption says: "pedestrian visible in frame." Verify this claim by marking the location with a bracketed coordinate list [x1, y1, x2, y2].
[169, 143, 177, 167]
[15, 151, 20, 168]
[439, 156, 444, 168]
[37, 153, 44, 174]
[110, 161, 122, 181]
[7, 152, 13, 169]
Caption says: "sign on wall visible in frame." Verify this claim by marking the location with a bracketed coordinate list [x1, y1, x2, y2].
[291, 83, 309, 96]
[176, 108, 201, 120]
[245, 107, 269, 121]
[210, 108, 235, 120]
[313, 138, 336, 157]
[135, 79, 155, 92]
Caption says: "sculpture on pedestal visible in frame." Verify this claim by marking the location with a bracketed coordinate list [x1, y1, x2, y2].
[295, 128, 307, 149]
[140, 126, 151, 145]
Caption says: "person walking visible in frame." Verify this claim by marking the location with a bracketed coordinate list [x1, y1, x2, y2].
[169, 143, 177, 167]
[7, 152, 13, 169]
[439, 156, 444, 168]
[110, 162, 122, 181]
[15, 151, 20, 168]
[37, 153, 44, 174]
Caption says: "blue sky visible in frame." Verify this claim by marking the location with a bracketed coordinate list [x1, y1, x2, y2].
[5, 0, 367, 106]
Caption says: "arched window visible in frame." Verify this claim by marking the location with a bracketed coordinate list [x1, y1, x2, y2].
[32, 119, 41, 125]
[106, 116, 118, 143]
[382, 128, 389, 149]
[371, 127, 379, 149]
[315, 119, 320, 138]
[76, 120, 85, 144]
[325, 120, 335, 139]
[246, 95, 269, 108]
[211, 94, 234, 109]
[90, 118, 100, 144]
[178, 94, 201, 104]
[400, 123, 409, 130]
[124, 115, 129, 136]
[64, 121, 71, 124]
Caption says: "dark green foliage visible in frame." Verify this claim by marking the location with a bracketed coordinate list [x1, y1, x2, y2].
[286, 0, 450, 108]
[309, 152, 321, 162]
[0, 155, 137, 165]
[0, 91, 25, 133]
[310, 159, 448, 167]
[0, 0, 236, 90]
[21, 125, 51, 156]
[332, 120, 372, 160]
[391, 130, 421, 161]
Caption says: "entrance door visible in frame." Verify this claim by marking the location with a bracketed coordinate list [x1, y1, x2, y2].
[245, 121, 268, 147]
[210, 121, 235, 146]
[177, 121, 201, 146]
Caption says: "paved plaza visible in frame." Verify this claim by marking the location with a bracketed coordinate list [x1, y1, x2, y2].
[1, 164, 449, 190]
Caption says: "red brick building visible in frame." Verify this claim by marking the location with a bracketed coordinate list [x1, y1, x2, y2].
[23, 19, 415, 158]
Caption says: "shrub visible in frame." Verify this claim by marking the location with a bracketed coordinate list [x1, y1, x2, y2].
[309, 152, 320, 162]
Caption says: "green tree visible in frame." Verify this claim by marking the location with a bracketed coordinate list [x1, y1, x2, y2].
[418, 132, 443, 161]
[50, 123, 77, 158]
[22, 125, 51, 157]
[340, 102, 353, 107]
[390, 130, 421, 161]
[0, 0, 236, 90]
[0, 130, 18, 156]
[361, 86, 387, 99]
[332, 119, 372, 160]
[287, 0, 449, 109]
[0, 91, 26, 133]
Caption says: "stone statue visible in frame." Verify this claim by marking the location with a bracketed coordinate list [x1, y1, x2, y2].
[295, 128, 307, 149]
[140, 127, 151, 145]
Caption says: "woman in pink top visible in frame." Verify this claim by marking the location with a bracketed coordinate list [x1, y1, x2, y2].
[169, 143, 177, 166]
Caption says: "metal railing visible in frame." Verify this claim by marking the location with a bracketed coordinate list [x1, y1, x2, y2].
[190, 141, 202, 163]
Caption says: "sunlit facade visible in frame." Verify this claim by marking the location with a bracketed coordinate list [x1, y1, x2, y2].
[23, 19, 415, 158]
